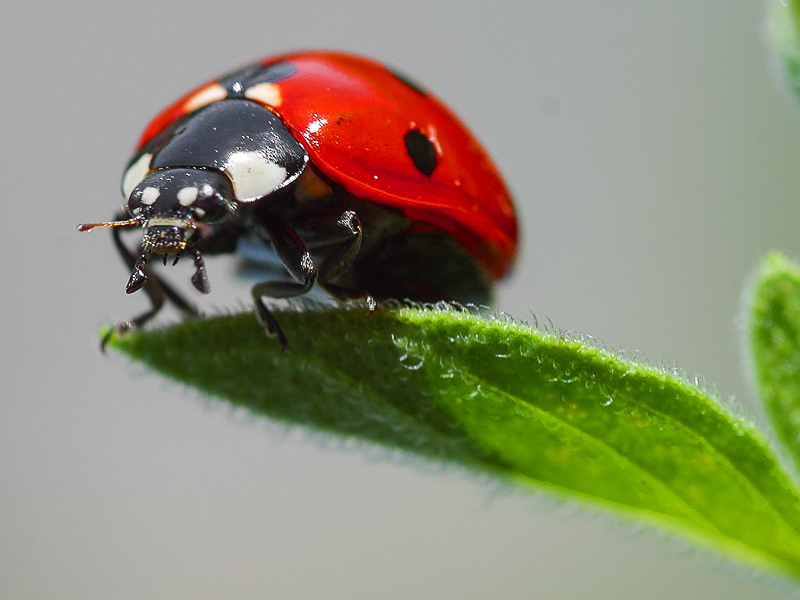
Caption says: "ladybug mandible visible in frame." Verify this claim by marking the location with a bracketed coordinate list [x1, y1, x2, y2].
[79, 51, 518, 347]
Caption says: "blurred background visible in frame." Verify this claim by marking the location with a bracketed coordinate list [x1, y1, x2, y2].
[2, 1, 799, 598]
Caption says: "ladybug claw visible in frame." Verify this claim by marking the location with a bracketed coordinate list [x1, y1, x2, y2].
[254, 298, 290, 350]
[262, 319, 291, 351]
[100, 320, 133, 354]
[100, 330, 113, 354]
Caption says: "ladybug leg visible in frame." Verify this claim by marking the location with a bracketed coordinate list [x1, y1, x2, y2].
[309, 211, 374, 309]
[251, 216, 319, 348]
[314, 210, 363, 284]
[107, 212, 199, 343]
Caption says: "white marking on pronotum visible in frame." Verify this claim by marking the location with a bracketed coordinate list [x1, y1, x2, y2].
[122, 153, 152, 199]
[225, 151, 287, 202]
[177, 186, 199, 206]
[183, 83, 227, 113]
[141, 186, 161, 205]
[244, 82, 282, 107]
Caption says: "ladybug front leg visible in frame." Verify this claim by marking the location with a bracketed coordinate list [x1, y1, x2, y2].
[251, 216, 318, 348]
[109, 211, 199, 333]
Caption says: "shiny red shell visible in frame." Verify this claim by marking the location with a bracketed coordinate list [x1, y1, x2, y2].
[137, 51, 517, 279]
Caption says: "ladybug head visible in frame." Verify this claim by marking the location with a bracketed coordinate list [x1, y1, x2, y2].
[78, 168, 235, 295]
[127, 169, 233, 253]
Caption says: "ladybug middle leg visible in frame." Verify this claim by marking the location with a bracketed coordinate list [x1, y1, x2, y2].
[251, 215, 318, 348]
[312, 210, 363, 286]
[252, 209, 364, 348]
[309, 210, 375, 307]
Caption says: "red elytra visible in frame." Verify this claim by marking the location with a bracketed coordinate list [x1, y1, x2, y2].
[137, 51, 517, 279]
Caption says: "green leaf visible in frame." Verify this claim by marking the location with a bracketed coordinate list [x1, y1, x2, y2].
[770, 0, 800, 105]
[110, 305, 800, 578]
[751, 251, 800, 471]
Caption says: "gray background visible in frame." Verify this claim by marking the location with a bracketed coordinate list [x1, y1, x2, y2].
[2, 1, 799, 598]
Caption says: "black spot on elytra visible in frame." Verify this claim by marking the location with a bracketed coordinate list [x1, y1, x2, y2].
[404, 129, 437, 176]
[219, 61, 297, 97]
[388, 68, 427, 96]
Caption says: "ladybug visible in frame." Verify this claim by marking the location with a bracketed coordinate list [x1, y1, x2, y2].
[79, 51, 517, 347]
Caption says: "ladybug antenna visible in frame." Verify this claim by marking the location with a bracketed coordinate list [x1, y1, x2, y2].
[76, 217, 140, 232]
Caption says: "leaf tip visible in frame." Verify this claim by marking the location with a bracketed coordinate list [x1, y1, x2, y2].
[760, 249, 794, 275]
[754, 251, 800, 298]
